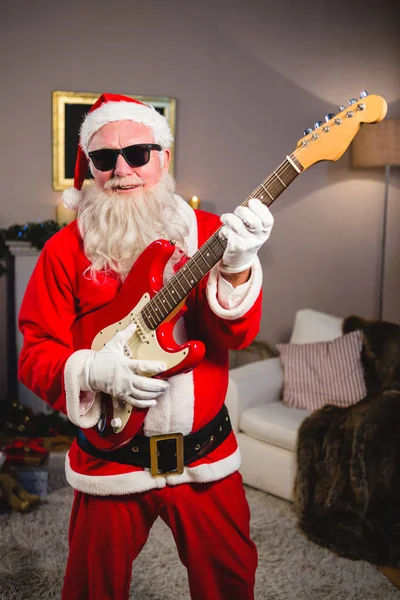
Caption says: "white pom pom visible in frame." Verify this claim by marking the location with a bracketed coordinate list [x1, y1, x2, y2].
[62, 187, 82, 210]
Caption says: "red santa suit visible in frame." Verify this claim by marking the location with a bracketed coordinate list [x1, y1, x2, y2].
[18, 195, 262, 599]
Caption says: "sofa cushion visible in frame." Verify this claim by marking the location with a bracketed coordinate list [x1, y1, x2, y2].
[239, 402, 311, 452]
[289, 309, 344, 344]
[277, 330, 367, 411]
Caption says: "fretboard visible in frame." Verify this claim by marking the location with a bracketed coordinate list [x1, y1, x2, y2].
[141, 154, 303, 330]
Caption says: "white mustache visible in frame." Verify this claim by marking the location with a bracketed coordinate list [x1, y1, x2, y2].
[104, 175, 144, 190]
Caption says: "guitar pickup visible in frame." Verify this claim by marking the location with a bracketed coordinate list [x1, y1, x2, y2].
[131, 316, 149, 342]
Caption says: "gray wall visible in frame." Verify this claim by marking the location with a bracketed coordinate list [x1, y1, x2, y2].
[1, 0, 399, 398]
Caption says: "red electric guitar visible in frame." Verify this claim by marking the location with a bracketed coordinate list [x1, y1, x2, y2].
[71, 92, 387, 450]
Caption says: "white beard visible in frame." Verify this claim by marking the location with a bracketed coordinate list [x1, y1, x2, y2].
[77, 173, 190, 281]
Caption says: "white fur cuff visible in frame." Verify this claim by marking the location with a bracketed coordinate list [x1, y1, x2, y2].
[206, 258, 263, 320]
[64, 350, 101, 428]
[80, 101, 173, 154]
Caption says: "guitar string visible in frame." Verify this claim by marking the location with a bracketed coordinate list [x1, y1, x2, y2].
[127, 97, 374, 358]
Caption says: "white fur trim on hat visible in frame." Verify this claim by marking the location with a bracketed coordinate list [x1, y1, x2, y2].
[80, 101, 174, 154]
[62, 187, 82, 210]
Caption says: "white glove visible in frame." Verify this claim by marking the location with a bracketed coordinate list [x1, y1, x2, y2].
[219, 198, 274, 274]
[78, 323, 169, 408]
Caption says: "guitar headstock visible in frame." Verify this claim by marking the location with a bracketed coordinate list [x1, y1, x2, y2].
[293, 92, 387, 170]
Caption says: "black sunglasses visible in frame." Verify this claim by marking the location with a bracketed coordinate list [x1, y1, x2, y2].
[88, 143, 162, 172]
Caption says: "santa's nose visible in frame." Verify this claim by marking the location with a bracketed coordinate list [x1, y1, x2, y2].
[114, 153, 134, 177]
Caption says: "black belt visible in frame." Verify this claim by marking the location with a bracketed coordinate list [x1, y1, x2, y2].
[77, 404, 232, 477]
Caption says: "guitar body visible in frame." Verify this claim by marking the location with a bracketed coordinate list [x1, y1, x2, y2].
[71, 239, 206, 450]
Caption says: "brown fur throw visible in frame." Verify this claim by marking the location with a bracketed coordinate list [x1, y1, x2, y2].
[294, 315, 400, 567]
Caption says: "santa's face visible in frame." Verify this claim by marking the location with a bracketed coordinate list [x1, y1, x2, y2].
[88, 120, 171, 196]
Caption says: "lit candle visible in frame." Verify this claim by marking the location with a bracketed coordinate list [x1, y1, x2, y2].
[56, 203, 76, 226]
[189, 196, 200, 209]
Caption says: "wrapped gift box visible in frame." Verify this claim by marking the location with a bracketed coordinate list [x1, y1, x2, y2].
[15, 458, 49, 497]
[2, 438, 49, 467]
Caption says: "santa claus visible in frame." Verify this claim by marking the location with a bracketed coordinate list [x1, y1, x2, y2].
[18, 93, 274, 600]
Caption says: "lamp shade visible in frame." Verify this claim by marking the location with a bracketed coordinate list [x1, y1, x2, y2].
[352, 120, 400, 168]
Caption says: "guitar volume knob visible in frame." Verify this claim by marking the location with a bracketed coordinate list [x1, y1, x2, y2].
[111, 417, 123, 429]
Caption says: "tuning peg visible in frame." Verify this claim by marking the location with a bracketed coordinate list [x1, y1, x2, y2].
[348, 98, 358, 105]
[360, 90, 369, 98]
[324, 113, 335, 122]
[303, 128, 313, 135]
[313, 121, 323, 130]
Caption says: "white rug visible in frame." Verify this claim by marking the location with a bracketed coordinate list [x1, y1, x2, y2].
[0, 475, 398, 599]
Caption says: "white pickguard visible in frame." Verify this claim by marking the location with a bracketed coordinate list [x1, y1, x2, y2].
[91, 293, 188, 433]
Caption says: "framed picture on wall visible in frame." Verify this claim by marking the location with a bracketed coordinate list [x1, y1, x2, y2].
[52, 90, 176, 191]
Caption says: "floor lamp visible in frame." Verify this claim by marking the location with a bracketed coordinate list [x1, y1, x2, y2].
[352, 120, 400, 320]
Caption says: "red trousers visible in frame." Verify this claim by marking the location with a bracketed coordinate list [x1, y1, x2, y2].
[61, 471, 257, 600]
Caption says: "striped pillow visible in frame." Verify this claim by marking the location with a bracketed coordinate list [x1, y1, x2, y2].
[276, 330, 367, 411]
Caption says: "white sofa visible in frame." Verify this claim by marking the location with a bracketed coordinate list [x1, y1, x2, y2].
[225, 309, 344, 501]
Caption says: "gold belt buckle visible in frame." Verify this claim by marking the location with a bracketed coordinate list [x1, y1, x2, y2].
[149, 433, 184, 478]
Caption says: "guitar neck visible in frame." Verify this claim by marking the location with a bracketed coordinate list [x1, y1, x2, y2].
[141, 153, 303, 330]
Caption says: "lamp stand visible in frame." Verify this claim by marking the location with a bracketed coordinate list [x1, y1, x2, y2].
[378, 164, 390, 321]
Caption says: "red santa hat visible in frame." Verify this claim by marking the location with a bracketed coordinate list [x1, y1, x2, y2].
[62, 93, 174, 210]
